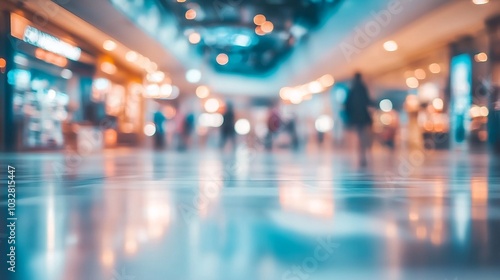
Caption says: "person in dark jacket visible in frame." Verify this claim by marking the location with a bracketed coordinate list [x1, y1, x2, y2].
[344, 72, 373, 167]
[220, 102, 236, 150]
[153, 105, 167, 149]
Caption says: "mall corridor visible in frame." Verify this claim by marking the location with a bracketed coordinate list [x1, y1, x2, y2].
[2, 0, 500, 279]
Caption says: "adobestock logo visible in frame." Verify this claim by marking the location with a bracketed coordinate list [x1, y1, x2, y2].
[340, 0, 410, 62]
[282, 236, 340, 280]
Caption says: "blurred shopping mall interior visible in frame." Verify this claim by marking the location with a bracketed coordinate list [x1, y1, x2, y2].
[1, 0, 500, 279]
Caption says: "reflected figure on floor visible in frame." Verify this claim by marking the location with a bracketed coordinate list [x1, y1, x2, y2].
[220, 101, 236, 150]
[345, 72, 373, 167]
[153, 104, 167, 149]
[286, 114, 299, 150]
[265, 106, 282, 150]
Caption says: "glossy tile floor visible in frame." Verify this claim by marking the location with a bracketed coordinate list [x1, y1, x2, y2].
[1, 147, 500, 280]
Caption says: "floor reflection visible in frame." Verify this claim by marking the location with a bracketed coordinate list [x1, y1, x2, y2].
[2, 149, 500, 280]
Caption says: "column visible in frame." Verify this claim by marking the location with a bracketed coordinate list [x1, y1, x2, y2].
[486, 15, 500, 154]
[0, 11, 15, 152]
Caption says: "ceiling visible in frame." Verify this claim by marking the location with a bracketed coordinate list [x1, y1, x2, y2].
[156, 0, 344, 74]
[19, 0, 500, 97]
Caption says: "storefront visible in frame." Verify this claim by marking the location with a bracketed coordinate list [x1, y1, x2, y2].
[2, 11, 97, 150]
[1, 8, 146, 151]
[369, 24, 496, 151]
[91, 55, 145, 147]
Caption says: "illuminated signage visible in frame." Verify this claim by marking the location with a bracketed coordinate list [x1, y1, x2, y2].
[23, 26, 81, 61]
[450, 53, 472, 144]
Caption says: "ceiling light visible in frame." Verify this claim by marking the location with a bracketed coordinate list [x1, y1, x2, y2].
[186, 69, 201, 83]
[308, 81, 323, 94]
[406, 77, 419, 89]
[196, 85, 210, 98]
[177, 0, 186, 2]
[253, 14, 266, 25]
[432, 98, 444, 111]
[429, 63, 441, 74]
[147, 71, 165, 83]
[383, 40, 398, 52]
[185, 9, 196, 20]
[414, 69, 426, 80]
[188, 32, 201, 44]
[216, 53, 229, 65]
[101, 62, 117, 75]
[126, 51, 138, 62]
[255, 26, 265, 36]
[472, 0, 489, 5]
[474, 52, 488, 62]
[318, 74, 335, 87]
[103, 40, 117, 51]
[261, 21, 274, 33]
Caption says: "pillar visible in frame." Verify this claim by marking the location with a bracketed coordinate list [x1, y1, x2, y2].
[486, 15, 500, 154]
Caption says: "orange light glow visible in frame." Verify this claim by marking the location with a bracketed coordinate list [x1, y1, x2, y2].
[216, 53, 229, 65]
[255, 26, 265, 36]
[185, 9, 197, 20]
[253, 14, 266, 25]
[261, 21, 274, 33]
[35, 48, 68, 67]
[188, 32, 201, 44]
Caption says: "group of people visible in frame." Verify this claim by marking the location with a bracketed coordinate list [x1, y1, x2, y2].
[152, 72, 374, 167]
[152, 104, 195, 150]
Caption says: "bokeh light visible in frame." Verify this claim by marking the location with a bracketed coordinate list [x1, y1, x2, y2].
[235, 119, 251, 135]
[315, 115, 334, 132]
[103, 40, 117, 51]
[144, 122, 156, 136]
[379, 99, 393, 112]
[475, 52, 488, 62]
[406, 77, 419, 89]
[185, 9, 197, 20]
[188, 32, 201, 44]
[196, 85, 210, 99]
[216, 53, 229, 65]
[186, 69, 202, 83]
[429, 63, 441, 74]
[432, 98, 444, 111]
[415, 69, 426, 80]
[318, 74, 335, 87]
[253, 14, 266, 25]
[261, 21, 274, 33]
[255, 26, 265, 36]
[204, 98, 220, 113]
[383, 40, 398, 52]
